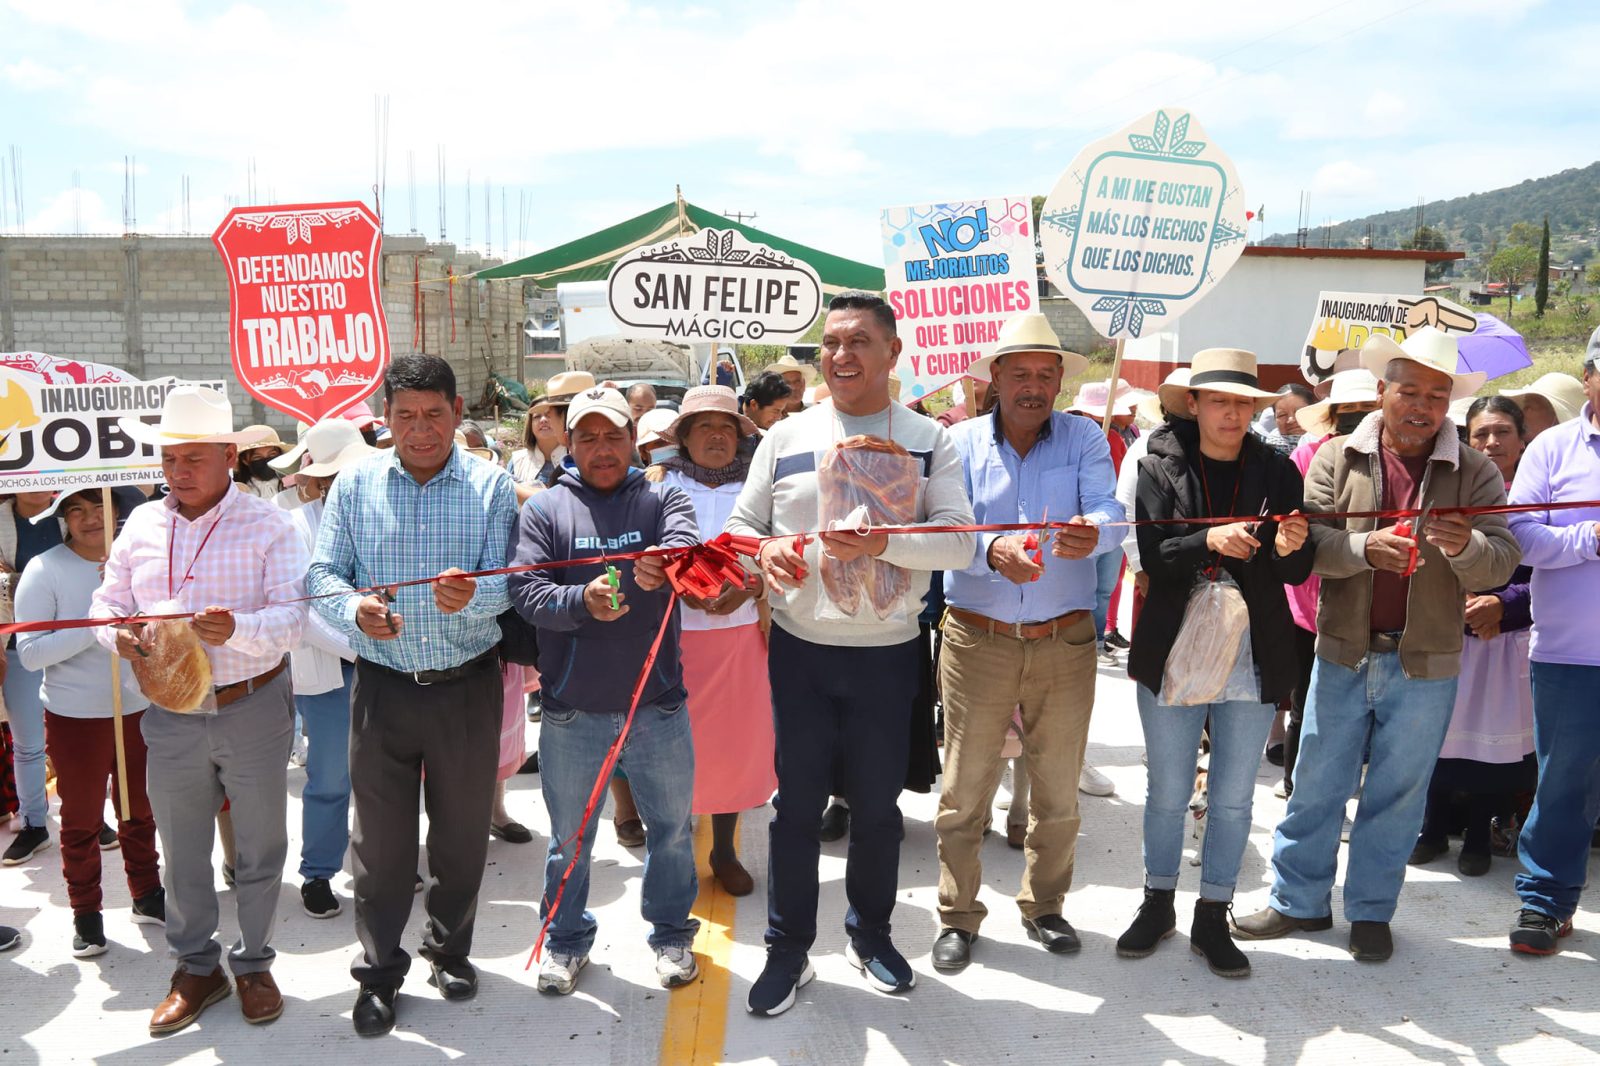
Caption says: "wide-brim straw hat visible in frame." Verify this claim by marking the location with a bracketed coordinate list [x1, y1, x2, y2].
[1158, 349, 1278, 415]
[237, 425, 289, 455]
[1139, 369, 1192, 423]
[1501, 372, 1585, 425]
[292, 419, 380, 478]
[529, 370, 598, 415]
[663, 385, 756, 443]
[762, 354, 816, 383]
[1069, 377, 1137, 419]
[1360, 326, 1486, 401]
[119, 386, 271, 448]
[1297, 369, 1381, 437]
[968, 312, 1089, 382]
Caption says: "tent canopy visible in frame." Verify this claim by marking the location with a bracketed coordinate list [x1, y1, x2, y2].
[475, 198, 885, 294]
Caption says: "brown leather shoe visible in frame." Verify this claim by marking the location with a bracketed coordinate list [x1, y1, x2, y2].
[710, 856, 755, 896]
[149, 967, 230, 1036]
[1006, 825, 1026, 850]
[236, 971, 284, 1025]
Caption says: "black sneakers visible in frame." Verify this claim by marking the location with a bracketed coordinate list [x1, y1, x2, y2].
[3, 824, 50, 866]
[301, 878, 342, 919]
[72, 912, 108, 958]
[131, 887, 167, 926]
[1510, 909, 1572, 956]
[98, 824, 119, 850]
[747, 953, 815, 1017]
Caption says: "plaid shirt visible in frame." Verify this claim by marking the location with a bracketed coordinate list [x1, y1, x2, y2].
[92, 487, 308, 686]
[307, 444, 516, 673]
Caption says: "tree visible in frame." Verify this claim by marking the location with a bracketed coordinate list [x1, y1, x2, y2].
[1460, 221, 1484, 245]
[1587, 262, 1600, 290]
[1488, 244, 1539, 318]
[1536, 216, 1551, 316]
[1401, 224, 1451, 282]
[1506, 220, 1542, 247]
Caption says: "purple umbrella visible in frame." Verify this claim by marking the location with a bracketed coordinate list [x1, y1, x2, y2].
[1456, 313, 1533, 381]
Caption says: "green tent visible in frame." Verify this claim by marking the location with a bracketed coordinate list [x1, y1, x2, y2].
[474, 194, 885, 294]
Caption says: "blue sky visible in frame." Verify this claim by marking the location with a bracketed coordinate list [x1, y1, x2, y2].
[1, 0, 1592, 266]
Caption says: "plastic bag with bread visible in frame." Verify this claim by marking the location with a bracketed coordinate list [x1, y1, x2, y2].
[129, 599, 217, 715]
[815, 435, 919, 624]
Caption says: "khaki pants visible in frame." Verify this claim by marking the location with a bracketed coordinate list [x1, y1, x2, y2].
[935, 612, 1097, 933]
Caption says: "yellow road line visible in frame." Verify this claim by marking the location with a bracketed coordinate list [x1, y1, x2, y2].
[659, 816, 738, 1066]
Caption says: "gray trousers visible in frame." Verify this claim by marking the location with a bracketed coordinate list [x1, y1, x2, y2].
[142, 672, 294, 976]
[349, 656, 500, 987]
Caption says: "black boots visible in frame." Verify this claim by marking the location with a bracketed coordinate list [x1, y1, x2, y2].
[1116, 887, 1177, 958]
[1191, 899, 1250, 977]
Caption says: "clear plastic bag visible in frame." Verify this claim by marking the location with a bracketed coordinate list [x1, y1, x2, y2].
[815, 435, 919, 624]
[130, 599, 218, 715]
[1158, 573, 1258, 707]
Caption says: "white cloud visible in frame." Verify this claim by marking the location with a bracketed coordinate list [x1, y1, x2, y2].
[1311, 160, 1380, 200]
[1, 58, 66, 89]
[22, 187, 119, 234]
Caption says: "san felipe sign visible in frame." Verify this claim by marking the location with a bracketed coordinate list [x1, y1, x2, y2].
[606, 228, 822, 343]
[1040, 109, 1248, 340]
[213, 201, 390, 424]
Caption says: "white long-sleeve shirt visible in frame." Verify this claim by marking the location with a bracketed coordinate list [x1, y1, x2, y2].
[17, 544, 149, 717]
[1117, 432, 1151, 573]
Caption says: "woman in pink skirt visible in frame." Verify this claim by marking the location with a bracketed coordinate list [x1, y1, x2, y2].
[648, 386, 776, 896]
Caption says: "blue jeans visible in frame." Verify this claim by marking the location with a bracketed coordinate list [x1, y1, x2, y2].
[1269, 654, 1457, 922]
[3, 648, 46, 827]
[1092, 549, 1121, 639]
[1515, 661, 1600, 921]
[1137, 684, 1274, 900]
[539, 700, 699, 956]
[297, 662, 353, 881]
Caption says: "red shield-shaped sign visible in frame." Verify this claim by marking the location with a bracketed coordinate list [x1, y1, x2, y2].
[212, 201, 390, 424]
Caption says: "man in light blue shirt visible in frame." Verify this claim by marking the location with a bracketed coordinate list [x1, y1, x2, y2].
[306, 354, 517, 1037]
[931, 312, 1123, 974]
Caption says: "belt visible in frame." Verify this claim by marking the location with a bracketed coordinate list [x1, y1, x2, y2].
[1368, 630, 1403, 654]
[213, 659, 288, 709]
[361, 646, 500, 687]
[946, 606, 1090, 641]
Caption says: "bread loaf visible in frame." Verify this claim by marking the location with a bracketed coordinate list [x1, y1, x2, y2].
[131, 617, 213, 713]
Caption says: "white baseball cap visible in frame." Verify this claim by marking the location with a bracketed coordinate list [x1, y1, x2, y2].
[564, 386, 632, 431]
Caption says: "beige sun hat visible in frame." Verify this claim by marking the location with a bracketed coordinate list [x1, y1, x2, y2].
[119, 385, 272, 448]
[1158, 349, 1278, 414]
[1297, 369, 1381, 437]
[1500, 372, 1585, 425]
[663, 385, 757, 443]
[762, 354, 816, 384]
[968, 312, 1089, 382]
[529, 370, 598, 415]
[237, 425, 290, 455]
[1139, 368, 1192, 423]
[293, 419, 380, 477]
[636, 407, 678, 450]
[1360, 326, 1486, 400]
[1068, 378, 1137, 419]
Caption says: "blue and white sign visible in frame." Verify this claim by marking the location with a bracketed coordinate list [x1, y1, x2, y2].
[1039, 109, 1248, 340]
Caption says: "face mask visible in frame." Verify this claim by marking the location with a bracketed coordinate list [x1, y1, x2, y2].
[247, 458, 278, 482]
[1334, 411, 1367, 436]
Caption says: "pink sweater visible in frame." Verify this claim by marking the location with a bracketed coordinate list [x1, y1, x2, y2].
[1285, 434, 1331, 633]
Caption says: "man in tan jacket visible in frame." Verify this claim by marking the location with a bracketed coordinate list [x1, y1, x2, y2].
[1233, 328, 1521, 962]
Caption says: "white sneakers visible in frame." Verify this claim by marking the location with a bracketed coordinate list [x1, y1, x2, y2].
[537, 952, 588, 996]
[1079, 765, 1116, 797]
[655, 944, 700, 988]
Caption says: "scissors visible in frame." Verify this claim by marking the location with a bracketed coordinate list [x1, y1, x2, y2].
[381, 588, 398, 635]
[1022, 508, 1049, 580]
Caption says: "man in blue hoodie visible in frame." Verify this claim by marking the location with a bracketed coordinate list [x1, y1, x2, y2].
[506, 385, 703, 996]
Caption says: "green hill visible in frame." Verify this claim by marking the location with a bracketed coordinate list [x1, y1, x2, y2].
[1262, 160, 1600, 269]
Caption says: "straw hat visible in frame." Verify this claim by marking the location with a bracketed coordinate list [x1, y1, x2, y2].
[1500, 372, 1585, 426]
[968, 312, 1089, 382]
[238, 425, 290, 456]
[452, 429, 497, 465]
[762, 354, 816, 384]
[636, 407, 678, 451]
[529, 370, 598, 415]
[663, 385, 757, 443]
[1297, 369, 1381, 437]
[1158, 349, 1278, 414]
[1068, 378, 1137, 419]
[1360, 326, 1485, 400]
[1139, 369, 1191, 423]
[291, 419, 380, 478]
[119, 386, 271, 448]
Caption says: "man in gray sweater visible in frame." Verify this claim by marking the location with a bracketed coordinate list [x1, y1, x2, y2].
[727, 291, 976, 1015]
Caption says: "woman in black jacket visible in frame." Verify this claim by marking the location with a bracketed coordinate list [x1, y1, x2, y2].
[1116, 347, 1315, 978]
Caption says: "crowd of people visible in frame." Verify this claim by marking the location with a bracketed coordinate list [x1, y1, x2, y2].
[0, 292, 1596, 1039]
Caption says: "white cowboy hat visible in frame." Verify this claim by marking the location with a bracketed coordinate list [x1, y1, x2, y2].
[1068, 378, 1137, 419]
[529, 370, 598, 415]
[1158, 349, 1278, 414]
[118, 385, 269, 448]
[1360, 326, 1486, 400]
[1500, 372, 1585, 425]
[1139, 368, 1192, 423]
[968, 312, 1089, 382]
[288, 419, 380, 478]
[762, 354, 816, 383]
[663, 385, 757, 443]
[1297, 369, 1381, 437]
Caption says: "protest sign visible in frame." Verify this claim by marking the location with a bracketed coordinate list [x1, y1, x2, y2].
[1039, 109, 1248, 340]
[0, 352, 137, 384]
[881, 196, 1036, 401]
[606, 228, 822, 342]
[212, 201, 390, 425]
[0, 366, 227, 491]
[1301, 290, 1478, 384]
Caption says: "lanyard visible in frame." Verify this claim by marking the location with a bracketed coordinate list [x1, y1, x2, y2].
[168, 509, 226, 600]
